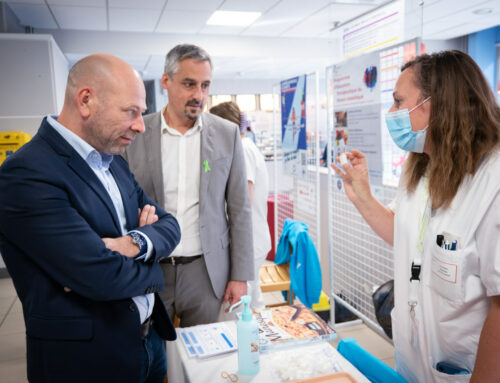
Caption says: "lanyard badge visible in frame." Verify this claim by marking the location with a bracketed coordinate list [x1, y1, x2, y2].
[408, 178, 430, 350]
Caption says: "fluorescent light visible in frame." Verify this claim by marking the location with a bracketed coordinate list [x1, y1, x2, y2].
[206, 11, 261, 27]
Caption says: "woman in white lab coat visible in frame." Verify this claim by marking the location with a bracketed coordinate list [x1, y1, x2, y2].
[332, 50, 500, 382]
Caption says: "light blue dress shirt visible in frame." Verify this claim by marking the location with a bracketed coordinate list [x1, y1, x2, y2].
[47, 115, 154, 323]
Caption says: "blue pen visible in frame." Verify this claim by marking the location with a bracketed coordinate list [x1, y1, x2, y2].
[451, 240, 457, 251]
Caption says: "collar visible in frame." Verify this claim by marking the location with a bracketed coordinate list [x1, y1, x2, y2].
[160, 105, 203, 137]
[46, 114, 113, 170]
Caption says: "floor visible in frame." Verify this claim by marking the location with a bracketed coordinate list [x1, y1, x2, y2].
[0, 277, 395, 383]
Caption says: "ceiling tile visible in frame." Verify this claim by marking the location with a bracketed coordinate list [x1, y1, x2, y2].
[108, 0, 165, 9]
[220, 0, 279, 12]
[422, 0, 491, 23]
[198, 25, 247, 35]
[155, 9, 212, 33]
[166, 0, 222, 12]
[7, 3, 58, 28]
[47, 0, 105, 6]
[109, 8, 160, 32]
[241, 0, 330, 37]
[282, 3, 374, 37]
[51, 5, 106, 30]
[5, 0, 44, 4]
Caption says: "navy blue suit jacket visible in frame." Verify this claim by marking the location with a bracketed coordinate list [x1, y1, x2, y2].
[0, 119, 180, 383]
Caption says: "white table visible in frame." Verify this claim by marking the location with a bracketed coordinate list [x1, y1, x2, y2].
[167, 321, 370, 383]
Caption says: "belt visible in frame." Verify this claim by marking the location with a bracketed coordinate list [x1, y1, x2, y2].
[141, 316, 153, 338]
[163, 255, 202, 266]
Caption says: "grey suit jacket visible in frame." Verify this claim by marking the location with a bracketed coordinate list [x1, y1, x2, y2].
[124, 111, 254, 298]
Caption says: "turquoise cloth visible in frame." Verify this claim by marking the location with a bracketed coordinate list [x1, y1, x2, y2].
[337, 338, 407, 383]
[275, 218, 321, 308]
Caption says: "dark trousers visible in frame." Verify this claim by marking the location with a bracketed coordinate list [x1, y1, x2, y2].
[140, 327, 167, 383]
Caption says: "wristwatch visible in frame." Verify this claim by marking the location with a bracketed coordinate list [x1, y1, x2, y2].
[128, 231, 147, 256]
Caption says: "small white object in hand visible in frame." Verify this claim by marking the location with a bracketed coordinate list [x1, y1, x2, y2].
[339, 153, 348, 166]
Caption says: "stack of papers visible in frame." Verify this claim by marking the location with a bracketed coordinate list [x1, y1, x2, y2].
[178, 322, 237, 359]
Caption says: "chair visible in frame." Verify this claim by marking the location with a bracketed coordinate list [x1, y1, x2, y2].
[337, 338, 407, 383]
[259, 263, 294, 307]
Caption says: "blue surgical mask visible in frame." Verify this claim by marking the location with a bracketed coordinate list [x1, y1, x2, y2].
[385, 97, 431, 153]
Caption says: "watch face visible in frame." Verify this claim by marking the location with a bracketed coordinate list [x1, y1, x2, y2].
[130, 232, 147, 254]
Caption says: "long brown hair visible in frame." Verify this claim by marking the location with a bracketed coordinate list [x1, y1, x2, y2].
[402, 50, 500, 209]
[209, 101, 241, 126]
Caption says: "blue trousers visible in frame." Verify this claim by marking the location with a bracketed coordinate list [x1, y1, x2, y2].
[140, 326, 167, 383]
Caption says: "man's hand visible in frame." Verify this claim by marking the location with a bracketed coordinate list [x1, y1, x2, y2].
[100, 204, 158, 258]
[102, 236, 139, 258]
[138, 204, 158, 226]
[222, 280, 247, 312]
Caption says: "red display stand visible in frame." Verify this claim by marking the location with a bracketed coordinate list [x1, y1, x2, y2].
[266, 193, 294, 261]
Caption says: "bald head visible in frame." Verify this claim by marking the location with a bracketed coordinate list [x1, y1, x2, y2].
[65, 54, 141, 105]
[58, 53, 147, 155]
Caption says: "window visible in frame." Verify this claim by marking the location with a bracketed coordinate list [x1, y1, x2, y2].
[236, 95, 256, 112]
[259, 94, 275, 112]
[211, 95, 232, 107]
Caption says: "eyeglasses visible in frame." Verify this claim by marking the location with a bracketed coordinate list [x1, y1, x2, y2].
[221, 371, 238, 382]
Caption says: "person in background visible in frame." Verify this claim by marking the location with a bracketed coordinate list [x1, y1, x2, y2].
[0, 54, 181, 383]
[124, 44, 254, 326]
[210, 101, 271, 310]
[332, 50, 500, 382]
[240, 113, 257, 143]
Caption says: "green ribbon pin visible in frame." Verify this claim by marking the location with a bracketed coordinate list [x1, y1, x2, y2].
[203, 159, 211, 172]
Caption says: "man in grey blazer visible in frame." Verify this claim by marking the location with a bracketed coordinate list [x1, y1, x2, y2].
[124, 44, 254, 326]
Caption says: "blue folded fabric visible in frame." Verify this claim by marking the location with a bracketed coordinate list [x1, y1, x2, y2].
[275, 218, 321, 308]
[337, 338, 407, 383]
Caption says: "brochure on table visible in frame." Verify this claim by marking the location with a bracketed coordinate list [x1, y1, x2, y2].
[178, 322, 237, 359]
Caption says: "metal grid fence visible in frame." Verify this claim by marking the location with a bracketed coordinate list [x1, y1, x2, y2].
[329, 183, 396, 338]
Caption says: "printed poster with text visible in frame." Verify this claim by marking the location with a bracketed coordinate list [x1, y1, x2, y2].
[281, 75, 307, 151]
[332, 50, 383, 184]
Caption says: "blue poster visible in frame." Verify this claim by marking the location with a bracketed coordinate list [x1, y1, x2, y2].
[281, 75, 307, 150]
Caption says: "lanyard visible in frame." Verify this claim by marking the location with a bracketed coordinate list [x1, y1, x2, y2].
[408, 178, 431, 349]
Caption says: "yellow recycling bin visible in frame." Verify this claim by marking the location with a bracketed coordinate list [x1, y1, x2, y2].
[0, 131, 32, 166]
[312, 291, 331, 322]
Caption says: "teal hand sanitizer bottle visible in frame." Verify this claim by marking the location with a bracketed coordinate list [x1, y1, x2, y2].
[229, 295, 260, 375]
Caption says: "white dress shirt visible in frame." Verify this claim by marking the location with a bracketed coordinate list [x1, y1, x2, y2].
[47, 115, 153, 324]
[160, 106, 202, 257]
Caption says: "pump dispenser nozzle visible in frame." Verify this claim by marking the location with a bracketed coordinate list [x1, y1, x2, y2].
[229, 295, 253, 321]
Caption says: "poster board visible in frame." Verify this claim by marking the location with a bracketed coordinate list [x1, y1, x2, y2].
[326, 38, 420, 187]
[281, 75, 307, 151]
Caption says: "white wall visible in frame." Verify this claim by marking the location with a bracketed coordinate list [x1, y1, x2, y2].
[0, 33, 69, 136]
[0, 33, 68, 272]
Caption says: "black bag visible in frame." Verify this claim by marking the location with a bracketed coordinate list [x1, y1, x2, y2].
[372, 280, 394, 338]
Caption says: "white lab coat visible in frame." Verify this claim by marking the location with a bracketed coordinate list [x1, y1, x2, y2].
[390, 149, 500, 382]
